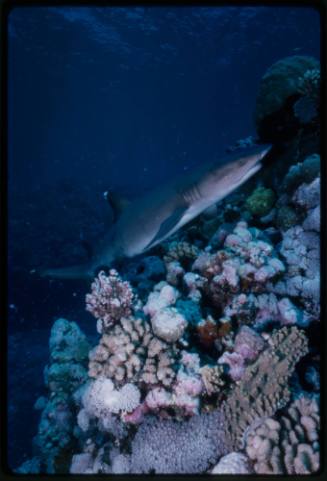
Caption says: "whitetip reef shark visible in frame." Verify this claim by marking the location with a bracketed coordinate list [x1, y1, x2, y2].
[41, 144, 271, 280]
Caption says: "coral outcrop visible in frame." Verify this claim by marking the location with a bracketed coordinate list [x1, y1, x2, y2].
[32, 319, 90, 473]
[255, 55, 320, 141]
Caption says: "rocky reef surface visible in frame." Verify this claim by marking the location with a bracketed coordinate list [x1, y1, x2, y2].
[17, 56, 320, 475]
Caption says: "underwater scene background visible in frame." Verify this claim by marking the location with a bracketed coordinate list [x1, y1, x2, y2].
[7, 5, 321, 474]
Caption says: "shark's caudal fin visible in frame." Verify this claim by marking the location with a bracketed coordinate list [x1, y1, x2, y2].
[39, 263, 94, 280]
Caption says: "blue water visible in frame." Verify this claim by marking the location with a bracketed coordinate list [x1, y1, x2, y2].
[7, 5, 320, 470]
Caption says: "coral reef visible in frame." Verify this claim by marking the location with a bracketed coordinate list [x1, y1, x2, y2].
[118, 326, 307, 474]
[246, 395, 319, 474]
[26, 107, 320, 474]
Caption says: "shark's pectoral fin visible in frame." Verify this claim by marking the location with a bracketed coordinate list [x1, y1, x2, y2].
[104, 190, 130, 222]
[145, 205, 188, 250]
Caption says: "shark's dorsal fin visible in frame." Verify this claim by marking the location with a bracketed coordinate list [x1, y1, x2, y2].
[104, 190, 130, 222]
[145, 205, 188, 250]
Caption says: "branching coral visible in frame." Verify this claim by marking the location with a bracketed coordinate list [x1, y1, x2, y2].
[222, 326, 308, 450]
[246, 395, 320, 474]
[86, 270, 134, 333]
[88, 316, 177, 388]
[200, 365, 225, 396]
[88, 317, 148, 384]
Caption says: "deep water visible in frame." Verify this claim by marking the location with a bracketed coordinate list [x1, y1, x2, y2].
[7, 5, 320, 470]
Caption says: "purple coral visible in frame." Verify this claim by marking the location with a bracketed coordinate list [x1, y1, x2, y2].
[86, 270, 134, 332]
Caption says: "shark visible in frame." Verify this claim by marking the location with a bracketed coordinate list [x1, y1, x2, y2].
[40, 144, 271, 280]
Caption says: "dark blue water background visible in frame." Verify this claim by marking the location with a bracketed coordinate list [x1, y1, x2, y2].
[7, 5, 320, 470]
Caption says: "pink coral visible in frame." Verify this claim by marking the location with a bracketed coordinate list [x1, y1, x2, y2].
[122, 402, 149, 424]
[218, 351, 245, 381]
[86, 270, 134, 333]
[233, 326, 265, 361]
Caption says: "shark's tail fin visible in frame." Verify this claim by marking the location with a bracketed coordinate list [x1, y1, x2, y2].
[39, 263, 94, 280]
